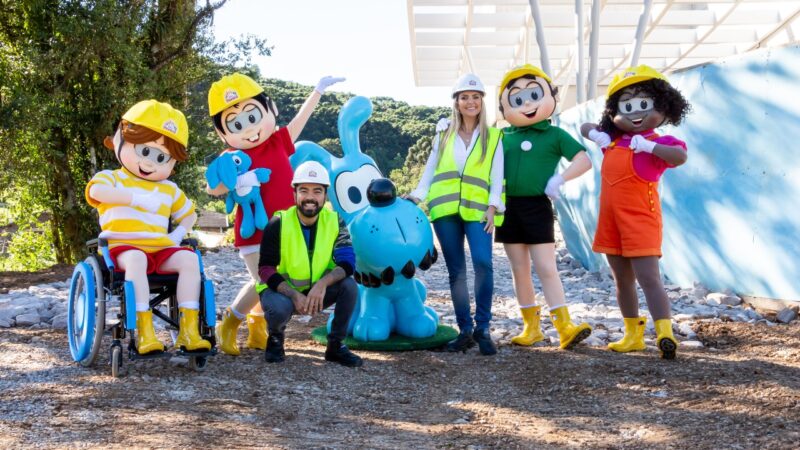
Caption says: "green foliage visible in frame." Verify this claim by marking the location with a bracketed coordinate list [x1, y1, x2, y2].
[0, 0, 262, 267]
[261, 78, 449, 174]
[389, 135, 433, 196]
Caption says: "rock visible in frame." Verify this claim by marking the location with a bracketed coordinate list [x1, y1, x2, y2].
[691, 283, 710, 299]
[51, 313, 68, 330]
[682, 340, 704, 349]
[15, 313, 41, 327]
[776, 307, 798, 324]
[0, 318, 12, 328]
[678, 322, 697, 339]
[706, 292, 742, 307]
[0, 305, 26, 322]
[673, 313, 693, 322]
[582, 336, 604, 347]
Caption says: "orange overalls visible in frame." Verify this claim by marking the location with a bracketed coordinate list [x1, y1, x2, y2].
[592, 135, 663, 257]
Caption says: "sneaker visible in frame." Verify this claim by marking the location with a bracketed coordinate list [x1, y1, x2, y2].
[264, 333, 285, 363]
[325, 341, 363, 368]
[446, 329, 476, 353]
[473, 328, 497, 356]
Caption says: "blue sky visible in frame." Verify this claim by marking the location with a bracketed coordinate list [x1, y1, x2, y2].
[213, 0, 452, 107]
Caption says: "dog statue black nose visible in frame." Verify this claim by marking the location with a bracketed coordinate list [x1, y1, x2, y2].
[367, 178, 397, 207]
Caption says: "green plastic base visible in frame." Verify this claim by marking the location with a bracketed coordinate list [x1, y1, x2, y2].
[310, 325, 458, 351]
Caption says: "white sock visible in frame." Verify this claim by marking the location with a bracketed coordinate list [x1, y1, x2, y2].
[179, 302, 200, 310]
[229, 306, 246, 319]
[135, 304, 149, 312]
[248, 312, 264, 317]
[547, 303, 566, 312]
[520, 304, 538, 310]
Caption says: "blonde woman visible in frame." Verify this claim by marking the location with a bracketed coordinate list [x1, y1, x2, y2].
[406, 74, 504, 356]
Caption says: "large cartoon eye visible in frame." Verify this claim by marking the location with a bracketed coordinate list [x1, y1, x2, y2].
[232, 155, 242, 165]
[638, 98, 654, 112]
[134, 144, 172, 165]
[245, 107, 263, 125]
[334, 164, 382, 214]
[509, 86, 544, 109]
[620, 101, 633, 113]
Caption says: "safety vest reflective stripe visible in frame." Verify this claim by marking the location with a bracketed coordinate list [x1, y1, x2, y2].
[428, 192, 461, 209]
[428, 128, 504, 226]
[431, 171, 460, 184]
[461, 175, 489, 191]
[277, 206, 338, 293]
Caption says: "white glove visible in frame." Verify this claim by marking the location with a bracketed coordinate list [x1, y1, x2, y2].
[315, 76, 346, 94]
[235, 171, 260, 190]
[544, 173, 565, 201]
[168, 225, 187, 247]
[130, 192, 162, 213]
[435, 118, 451, 133]
[587, 129, 611, 148]
[630, 135, 657, 154]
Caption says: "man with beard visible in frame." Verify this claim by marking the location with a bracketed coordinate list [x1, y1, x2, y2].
[255, 161, 363, 367]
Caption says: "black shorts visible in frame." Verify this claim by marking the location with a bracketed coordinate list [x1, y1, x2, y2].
[495, 195, 555, 244]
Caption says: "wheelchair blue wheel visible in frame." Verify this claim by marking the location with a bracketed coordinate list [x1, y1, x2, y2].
[67, 257, 106, 366]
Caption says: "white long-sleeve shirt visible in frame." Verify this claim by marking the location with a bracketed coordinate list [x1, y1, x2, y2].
[410, 128, 505, 212]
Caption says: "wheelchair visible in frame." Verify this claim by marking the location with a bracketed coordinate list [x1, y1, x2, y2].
[67, 238, 216, 377]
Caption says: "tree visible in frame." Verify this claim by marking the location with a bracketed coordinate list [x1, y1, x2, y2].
[0, 0, 247, 266]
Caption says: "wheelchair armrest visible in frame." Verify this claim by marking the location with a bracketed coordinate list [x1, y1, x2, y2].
[181, 238, 199, 250]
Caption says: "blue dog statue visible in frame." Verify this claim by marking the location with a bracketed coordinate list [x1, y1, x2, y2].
[205, 150, 271, 239]
[290, 96, 439, 341]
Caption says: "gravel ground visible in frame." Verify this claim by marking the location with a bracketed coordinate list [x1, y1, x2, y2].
[0, 227, 798, 449]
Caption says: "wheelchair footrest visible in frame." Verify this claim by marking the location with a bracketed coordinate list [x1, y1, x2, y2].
[175, 347, 217, 358]
[127, 348, 173, 361]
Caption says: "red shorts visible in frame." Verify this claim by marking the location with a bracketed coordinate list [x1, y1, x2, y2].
[109, 246, 194, 274]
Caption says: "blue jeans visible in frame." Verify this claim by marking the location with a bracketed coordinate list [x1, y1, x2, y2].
[432, 215, 494, 332]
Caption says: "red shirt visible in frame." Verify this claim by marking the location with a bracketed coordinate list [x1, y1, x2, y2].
[226, 127, 295, 247]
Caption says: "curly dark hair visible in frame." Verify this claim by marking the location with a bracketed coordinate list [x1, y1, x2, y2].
[598, 79, 691, 137]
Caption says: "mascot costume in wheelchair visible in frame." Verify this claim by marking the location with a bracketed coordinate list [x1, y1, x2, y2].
[71, 99, 216, 376]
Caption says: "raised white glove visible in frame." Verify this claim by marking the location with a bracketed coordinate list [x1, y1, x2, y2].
[168, 225, 187, 247]
[235, 171, 260, 190]
[130, 192, 162, 213]
[435, 118, 451, 133]
[544, 173, 565, 201]
[587, 129, 611, 148]
[315, 76, 346, 94]
[630, 134, 657, 153]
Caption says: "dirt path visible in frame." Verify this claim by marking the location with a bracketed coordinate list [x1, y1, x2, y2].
[1, 306, 798, 449]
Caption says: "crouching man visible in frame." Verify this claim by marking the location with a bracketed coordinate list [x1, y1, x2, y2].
[255, 161, 363, 367]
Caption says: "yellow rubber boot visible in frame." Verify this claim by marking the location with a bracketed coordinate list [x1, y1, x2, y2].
[608, 317, 647, 353]
[135, 310, 165, 355]
[655, 319, 678, 360]
[175, 308, 211, 352]
[550, 306, 592, 350]
[216, 308, 243, 356]
[246, 314, 268, 350]
[511, 306, 545, 346]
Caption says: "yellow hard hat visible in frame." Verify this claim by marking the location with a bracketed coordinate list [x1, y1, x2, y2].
[607, 65, 669, 97]
[122, 99, 188, 147]
[498, 64, 552, 96]
[208, 73, 264, 116]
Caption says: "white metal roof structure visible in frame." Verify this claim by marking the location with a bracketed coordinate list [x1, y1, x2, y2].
[407, 0, 800, 105]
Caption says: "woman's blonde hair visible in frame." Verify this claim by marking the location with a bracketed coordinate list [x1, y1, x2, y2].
[436, 93, 489, 166]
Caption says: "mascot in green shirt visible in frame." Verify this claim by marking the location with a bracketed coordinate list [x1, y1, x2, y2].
[496, 64, 594, 351]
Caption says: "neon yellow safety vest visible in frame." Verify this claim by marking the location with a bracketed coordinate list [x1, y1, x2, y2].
[275, 206, 338, 293]
[428, 128, 504, 226]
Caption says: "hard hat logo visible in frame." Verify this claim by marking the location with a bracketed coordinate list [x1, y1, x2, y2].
[624, 71, 636, 78]
[309, 170, 318, 177]
[162, 120, 178, 134]
[224, 88, 239, 103]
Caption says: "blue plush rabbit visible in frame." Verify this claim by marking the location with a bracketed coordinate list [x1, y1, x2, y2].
[205, 150, 271, 239]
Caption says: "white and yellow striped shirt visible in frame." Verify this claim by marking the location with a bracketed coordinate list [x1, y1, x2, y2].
[85, 168, 195, 252]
